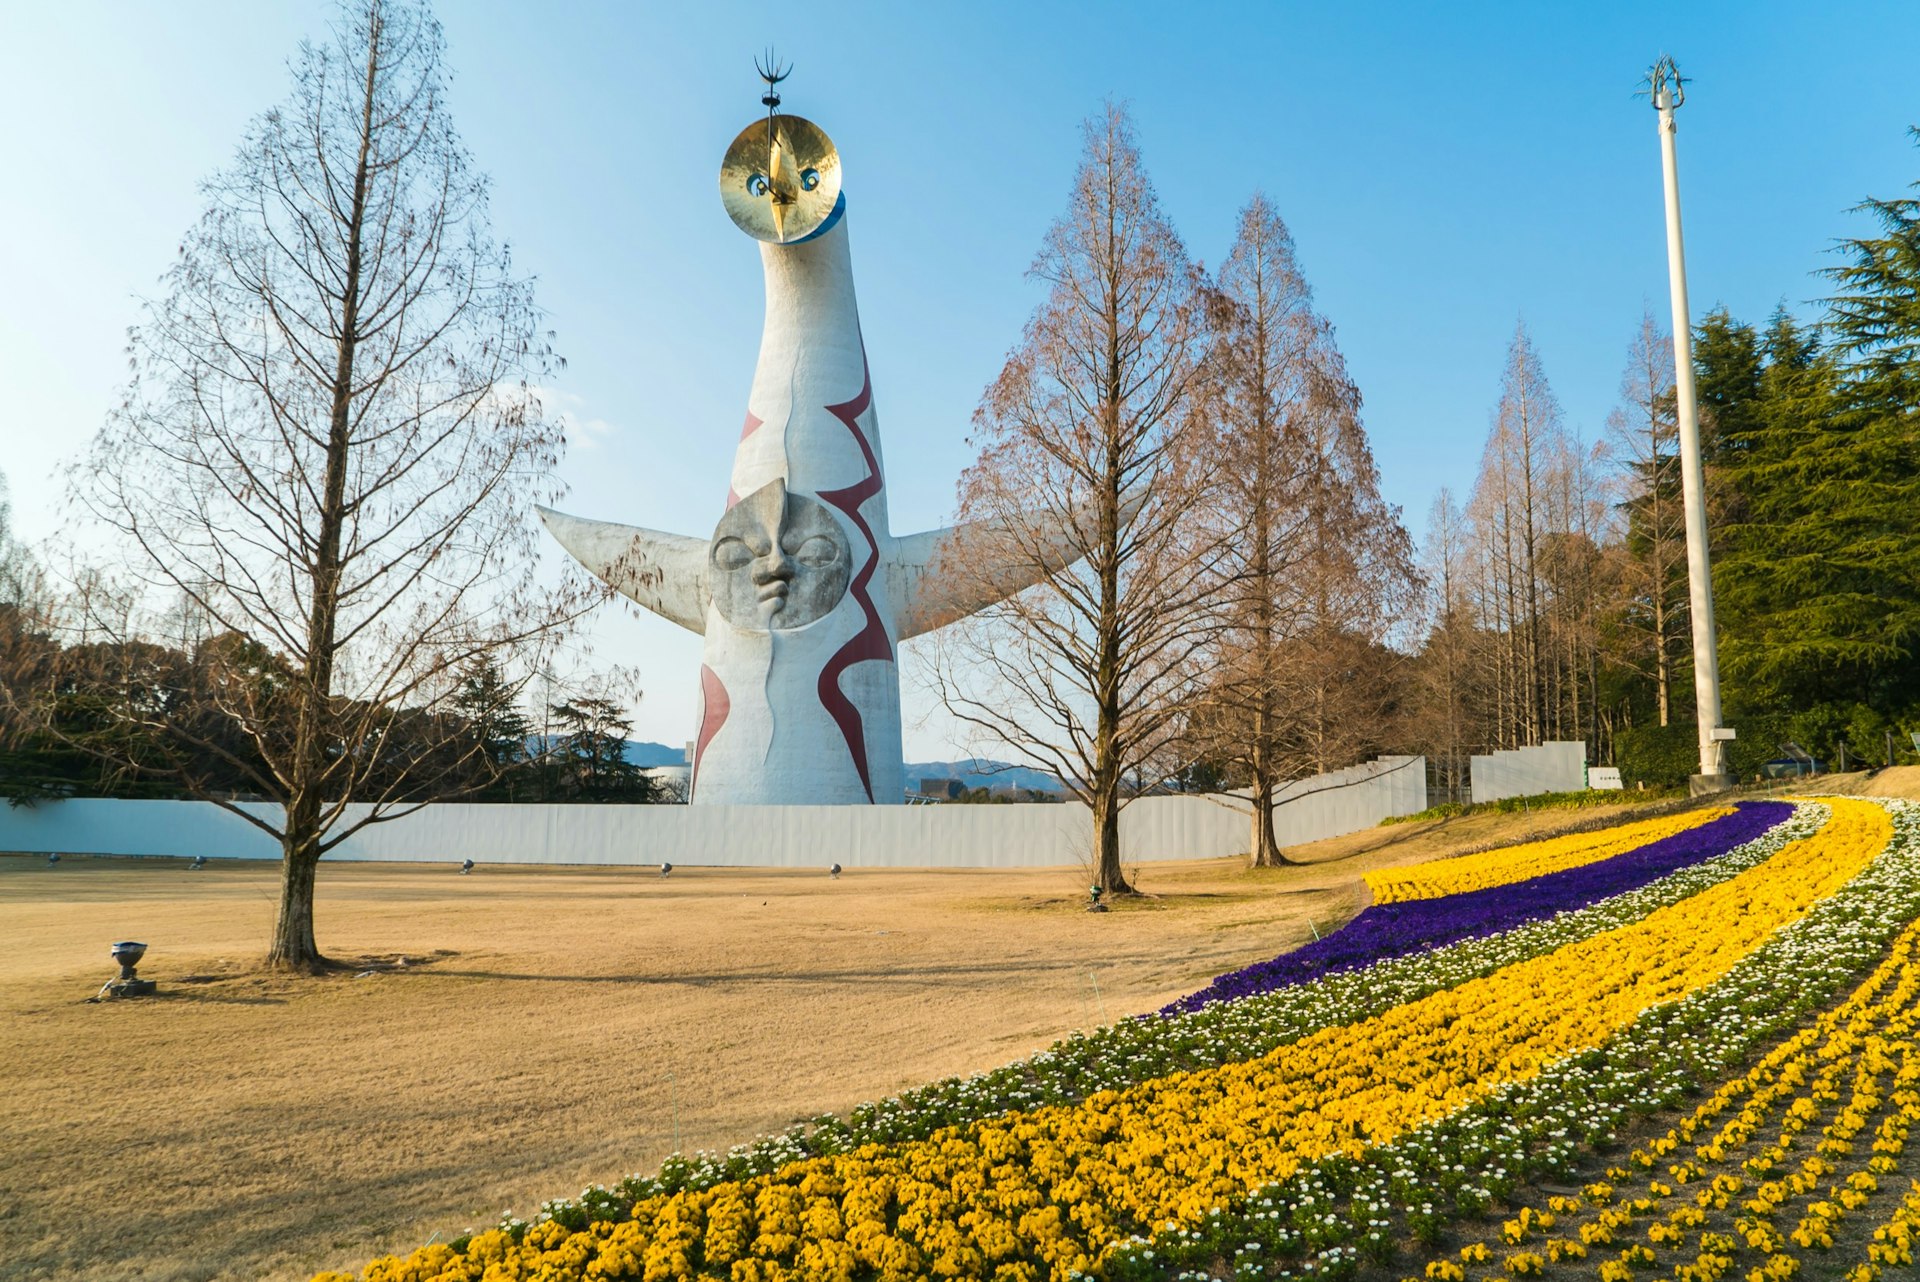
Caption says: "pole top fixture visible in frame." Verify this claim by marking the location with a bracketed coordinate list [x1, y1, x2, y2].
[1641, 55, 1687, 112]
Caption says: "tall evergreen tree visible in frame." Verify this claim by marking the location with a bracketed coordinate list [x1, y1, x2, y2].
[548, 696, 653, 803]
[450, 657, 533, 798]
[1699, 303, 1916, 756]
[1694, 309, 1764, 467]
[1815, 131, 1920, 734]
[1828, 129, 1920, 415]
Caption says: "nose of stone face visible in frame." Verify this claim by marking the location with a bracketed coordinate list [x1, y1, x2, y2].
[753, 549, 795, 585]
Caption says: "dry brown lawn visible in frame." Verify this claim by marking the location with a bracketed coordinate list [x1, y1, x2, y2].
[0, 799, 1697, 1282]
[1813, 764, 1920, 801]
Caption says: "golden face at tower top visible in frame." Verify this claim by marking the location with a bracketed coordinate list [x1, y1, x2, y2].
[719, 115, 842, 243]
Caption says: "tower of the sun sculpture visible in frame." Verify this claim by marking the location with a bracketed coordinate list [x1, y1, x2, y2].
[539, 68, 1073, 804]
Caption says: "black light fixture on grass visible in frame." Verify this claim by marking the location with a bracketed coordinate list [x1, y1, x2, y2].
[660, 862, 673, 878]
[460, 858, 475, 875]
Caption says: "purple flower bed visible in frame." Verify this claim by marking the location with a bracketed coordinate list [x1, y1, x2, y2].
[1160, 801, 1794, 1016]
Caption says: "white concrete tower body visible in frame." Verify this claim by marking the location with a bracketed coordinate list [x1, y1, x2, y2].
[539, 102, 1079, 804]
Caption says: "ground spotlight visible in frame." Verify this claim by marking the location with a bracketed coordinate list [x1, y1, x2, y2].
[829, 862, 841, 879]
[188, 855, 208, 870]
[660, 861, 673, 878]
[460, 858, 475, 875]
[1087, 884, 1107, 913]
[47, 853, 60, 866]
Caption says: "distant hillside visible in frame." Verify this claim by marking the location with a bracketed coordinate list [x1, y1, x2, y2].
[621, 741, 688, 768]
[905, 758, 1067, 794]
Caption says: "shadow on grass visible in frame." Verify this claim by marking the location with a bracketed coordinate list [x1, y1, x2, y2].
[157, 988, 289, 1006]
[425, 958, 1111, 987]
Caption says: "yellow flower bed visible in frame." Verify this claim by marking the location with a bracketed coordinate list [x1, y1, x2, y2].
[1366, 807, 1730, 904]
[1426, 823, 1920, 1280]
[332, 799, 1888, 1282]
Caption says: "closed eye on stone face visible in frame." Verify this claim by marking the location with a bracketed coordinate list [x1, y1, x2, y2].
[791, 534, 841, 567]
[713, 537, 753, 571]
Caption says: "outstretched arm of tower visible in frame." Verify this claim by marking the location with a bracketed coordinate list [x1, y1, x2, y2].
[888, 517, 1086, 641]
[889, 489, 1149, 640]
[537, 506, 709, 634]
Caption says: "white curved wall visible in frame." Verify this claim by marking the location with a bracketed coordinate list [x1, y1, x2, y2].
[0, 757, 1424, 869]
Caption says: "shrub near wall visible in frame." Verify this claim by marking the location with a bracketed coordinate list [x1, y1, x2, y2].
[1614, 723, 1699, 789]
[1617, 713, 1826, 786]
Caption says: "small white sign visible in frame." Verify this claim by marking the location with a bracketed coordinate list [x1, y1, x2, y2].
[1588, 766, 1624, 790]
[1710, 727, 1738, 742]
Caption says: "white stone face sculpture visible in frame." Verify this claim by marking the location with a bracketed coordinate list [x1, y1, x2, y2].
[539, 112, 1073, 804]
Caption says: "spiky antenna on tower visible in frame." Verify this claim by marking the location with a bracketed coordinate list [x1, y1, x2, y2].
[756, 48, 791, 114]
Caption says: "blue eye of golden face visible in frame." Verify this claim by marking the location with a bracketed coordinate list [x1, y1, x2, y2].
[799, 167, 821, 192]
[746, 173, 771, 198]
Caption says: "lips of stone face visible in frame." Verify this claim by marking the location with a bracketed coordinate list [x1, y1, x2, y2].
[708, 480, 853, 630]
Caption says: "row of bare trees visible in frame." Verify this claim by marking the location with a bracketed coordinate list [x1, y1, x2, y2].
[1407, 311, 1688, 784]
[931, 107, 1417, 890]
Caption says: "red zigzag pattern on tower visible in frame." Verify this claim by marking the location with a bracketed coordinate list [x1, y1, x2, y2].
[815, 350, 891, 802]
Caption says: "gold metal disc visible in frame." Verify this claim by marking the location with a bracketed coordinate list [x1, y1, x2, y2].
[719, 115, 842, 244]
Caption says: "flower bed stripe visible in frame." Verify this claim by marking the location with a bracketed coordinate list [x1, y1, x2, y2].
[1365, 807, 1729, 905]
[332, 800, 1885, 1282]
[1162, 801, 1792, 1016]
[1432, 900, 1920, 1280]
[1387, 804, 1920, 1282]
[1109, 800, 1920, 1282]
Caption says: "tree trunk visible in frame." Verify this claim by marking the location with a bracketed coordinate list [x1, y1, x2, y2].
[1087, 233, 1134, 900]
[266, 16, 379, 972]
[267, 819, 325, 971]
[1091, 779, 1128, 894]
[1248, 759, 1292, 867]
[1654, 594, 1671, 726]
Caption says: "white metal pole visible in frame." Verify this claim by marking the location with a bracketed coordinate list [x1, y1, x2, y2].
[1654, 73, 1730, 785]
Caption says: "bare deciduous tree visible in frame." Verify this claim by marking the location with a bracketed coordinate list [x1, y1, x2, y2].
[929, 104, 1214, 895]
[1605, 309, 1686, 726]
[65, 0, 584, 970]
[1421, 325, 1623, 764]
[1537, 426, 1611, 749]
[0, 473, 35, 611]
[1183, 193, 1415, 866]
[1412, 488, 1478, 800]
[1461, 323, 1565, 749]
[0, 471, 56, 762]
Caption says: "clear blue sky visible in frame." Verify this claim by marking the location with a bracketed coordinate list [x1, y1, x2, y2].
[1, 2, 1914, 758]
